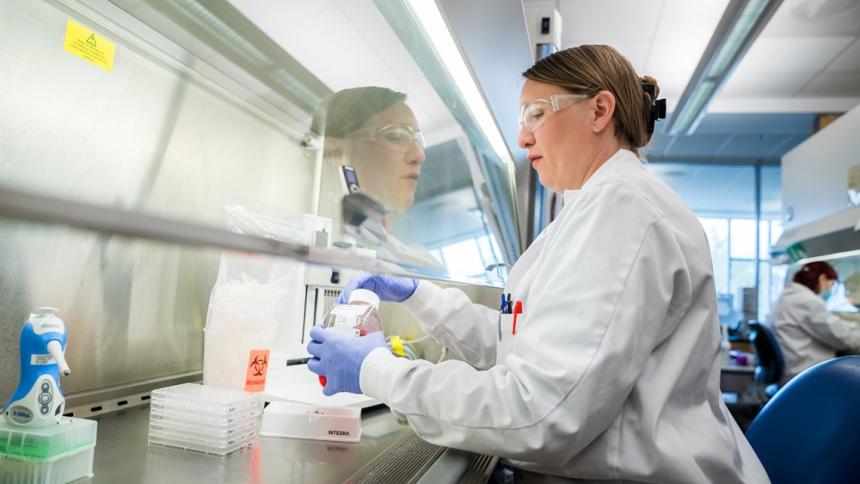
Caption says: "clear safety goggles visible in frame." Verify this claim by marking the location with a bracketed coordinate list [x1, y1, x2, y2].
[519, 93, 591, 132]
[348, 123, 426, 152]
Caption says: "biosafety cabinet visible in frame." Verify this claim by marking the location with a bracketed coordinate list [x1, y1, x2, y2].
[772, 103, 860, 316]
[0, 1, 530, 480]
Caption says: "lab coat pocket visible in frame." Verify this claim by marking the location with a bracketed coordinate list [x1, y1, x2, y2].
[497, 314, 516, 363]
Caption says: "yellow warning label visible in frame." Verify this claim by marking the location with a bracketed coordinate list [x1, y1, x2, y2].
[63, 18, 115, 72]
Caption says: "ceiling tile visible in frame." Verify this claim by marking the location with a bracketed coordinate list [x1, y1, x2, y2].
[761, 0, 860, 37]
[556, 0, 663, 42]
[695, 113, 815, 135]
[338, 0, 402, 49]
[645, 39, 712, 99]
[666, 133, 731, 159]
[733, 36, 854, 74]
[800, 72, 860, 96]
[718, 133, 791, 159]
[645, 39, 712, 76]
[563, 39, 651, 72]
[775, 135, 809, 158]
[826, 38, 860, 72]
[719, 71, 816, 97]
[403, 80, 455, 132]
[327, 54, 398, 91]
[654, 0, 729, 41]
[229, 0, 338, 25]
[248, 6, 368, 78]
[376, 43, 427, 85]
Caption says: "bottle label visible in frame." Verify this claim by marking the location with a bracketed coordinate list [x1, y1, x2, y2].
[330, 306, 366, 329]
[30, 354, 57, 365]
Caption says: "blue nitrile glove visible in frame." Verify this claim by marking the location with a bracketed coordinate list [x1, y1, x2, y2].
[306, 326, 389, 396]
[336, 273, 418, 304]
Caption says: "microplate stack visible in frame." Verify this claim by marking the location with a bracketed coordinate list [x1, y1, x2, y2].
[147, 383, 257, 455]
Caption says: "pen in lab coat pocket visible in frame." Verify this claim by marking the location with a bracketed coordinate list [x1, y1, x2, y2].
[512, 301, 523, 335]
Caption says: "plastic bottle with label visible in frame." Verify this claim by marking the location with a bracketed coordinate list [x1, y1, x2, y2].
[317, 289, 383, 387]
[321, 289, 382, 336]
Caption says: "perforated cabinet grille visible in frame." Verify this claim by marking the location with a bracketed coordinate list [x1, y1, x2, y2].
[351, 433, 446, 484]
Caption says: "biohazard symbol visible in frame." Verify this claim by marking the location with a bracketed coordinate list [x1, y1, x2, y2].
[86, 33, 96, 47]
[249, 354, 268, 377]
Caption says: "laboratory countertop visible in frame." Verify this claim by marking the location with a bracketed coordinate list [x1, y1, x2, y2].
[80, 405, 413, 484]
[721, 364, 755, 373]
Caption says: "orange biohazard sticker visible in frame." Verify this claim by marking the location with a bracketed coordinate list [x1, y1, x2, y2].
[244, 349, 270, 392]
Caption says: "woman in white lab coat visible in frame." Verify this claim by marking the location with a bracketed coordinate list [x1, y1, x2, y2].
[772, 261, 860, 380]
[307, 45, 769, 483]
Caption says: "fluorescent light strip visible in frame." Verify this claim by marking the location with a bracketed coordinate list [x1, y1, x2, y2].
[406, 0, 515, 169]
[668, 0, 781, 136]
[707, 0, 769, 77]
[670, 80, 716, 135]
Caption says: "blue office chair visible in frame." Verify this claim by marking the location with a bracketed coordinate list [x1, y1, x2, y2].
[748, 322, 784, 400]
[745, 356, 860, 484]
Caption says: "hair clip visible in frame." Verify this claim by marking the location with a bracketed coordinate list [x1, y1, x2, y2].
[647, 98, 667, 134]
[642, 82, 666, 134]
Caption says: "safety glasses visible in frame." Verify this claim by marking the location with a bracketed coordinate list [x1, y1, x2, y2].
[519, 93, 591, 132]
[348, 123, 426, 152]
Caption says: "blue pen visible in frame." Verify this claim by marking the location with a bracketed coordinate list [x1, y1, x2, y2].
[500, 293, 507, 313]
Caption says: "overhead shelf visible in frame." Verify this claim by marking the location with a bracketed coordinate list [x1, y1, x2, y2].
[771, 206, 860, 263]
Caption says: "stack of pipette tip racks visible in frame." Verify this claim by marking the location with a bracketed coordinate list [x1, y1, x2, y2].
[147, 383, 257, 455]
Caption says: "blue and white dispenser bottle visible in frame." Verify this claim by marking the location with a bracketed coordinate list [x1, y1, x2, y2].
[4, 307, 71, 426]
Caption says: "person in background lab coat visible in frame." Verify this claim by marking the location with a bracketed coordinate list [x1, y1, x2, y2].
[772, 261, 860, 380]
[307, 45, 769, 483]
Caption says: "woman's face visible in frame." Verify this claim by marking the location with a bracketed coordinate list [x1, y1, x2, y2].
[819, 274, 837, 295]
[517, 79, 601, 192]
[345, 102, 425, 213]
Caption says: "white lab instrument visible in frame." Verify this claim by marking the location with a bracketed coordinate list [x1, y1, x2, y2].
[4, 307, 70, 427]
[260, 401, 361, 443]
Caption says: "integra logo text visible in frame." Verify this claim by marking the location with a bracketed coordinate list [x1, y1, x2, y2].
[328, 429, 350, 436]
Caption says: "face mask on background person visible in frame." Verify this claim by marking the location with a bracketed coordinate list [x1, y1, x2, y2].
[821, 280, 838, 301]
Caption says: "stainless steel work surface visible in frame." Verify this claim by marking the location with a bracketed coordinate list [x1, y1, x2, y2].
[81, 405, 412, 483]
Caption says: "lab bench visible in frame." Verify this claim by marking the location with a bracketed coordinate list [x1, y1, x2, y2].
[79, 405, 491, 483]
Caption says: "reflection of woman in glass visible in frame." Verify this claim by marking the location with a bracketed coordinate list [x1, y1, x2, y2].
[310, 87, 443, 272]
[310, 86, 426, 221]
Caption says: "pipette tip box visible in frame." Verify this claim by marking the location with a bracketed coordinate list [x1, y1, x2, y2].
[0, 416, 97, 484]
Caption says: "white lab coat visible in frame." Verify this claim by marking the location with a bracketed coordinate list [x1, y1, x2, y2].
[360, 149, 769, 483]
[771, 282, 860, 380]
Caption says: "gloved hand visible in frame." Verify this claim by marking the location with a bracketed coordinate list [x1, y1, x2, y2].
[336, 273, 418, 304]
[306, 326, 389, 396]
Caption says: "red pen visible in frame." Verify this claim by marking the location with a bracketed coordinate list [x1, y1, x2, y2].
[512, 301, 523, 335]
